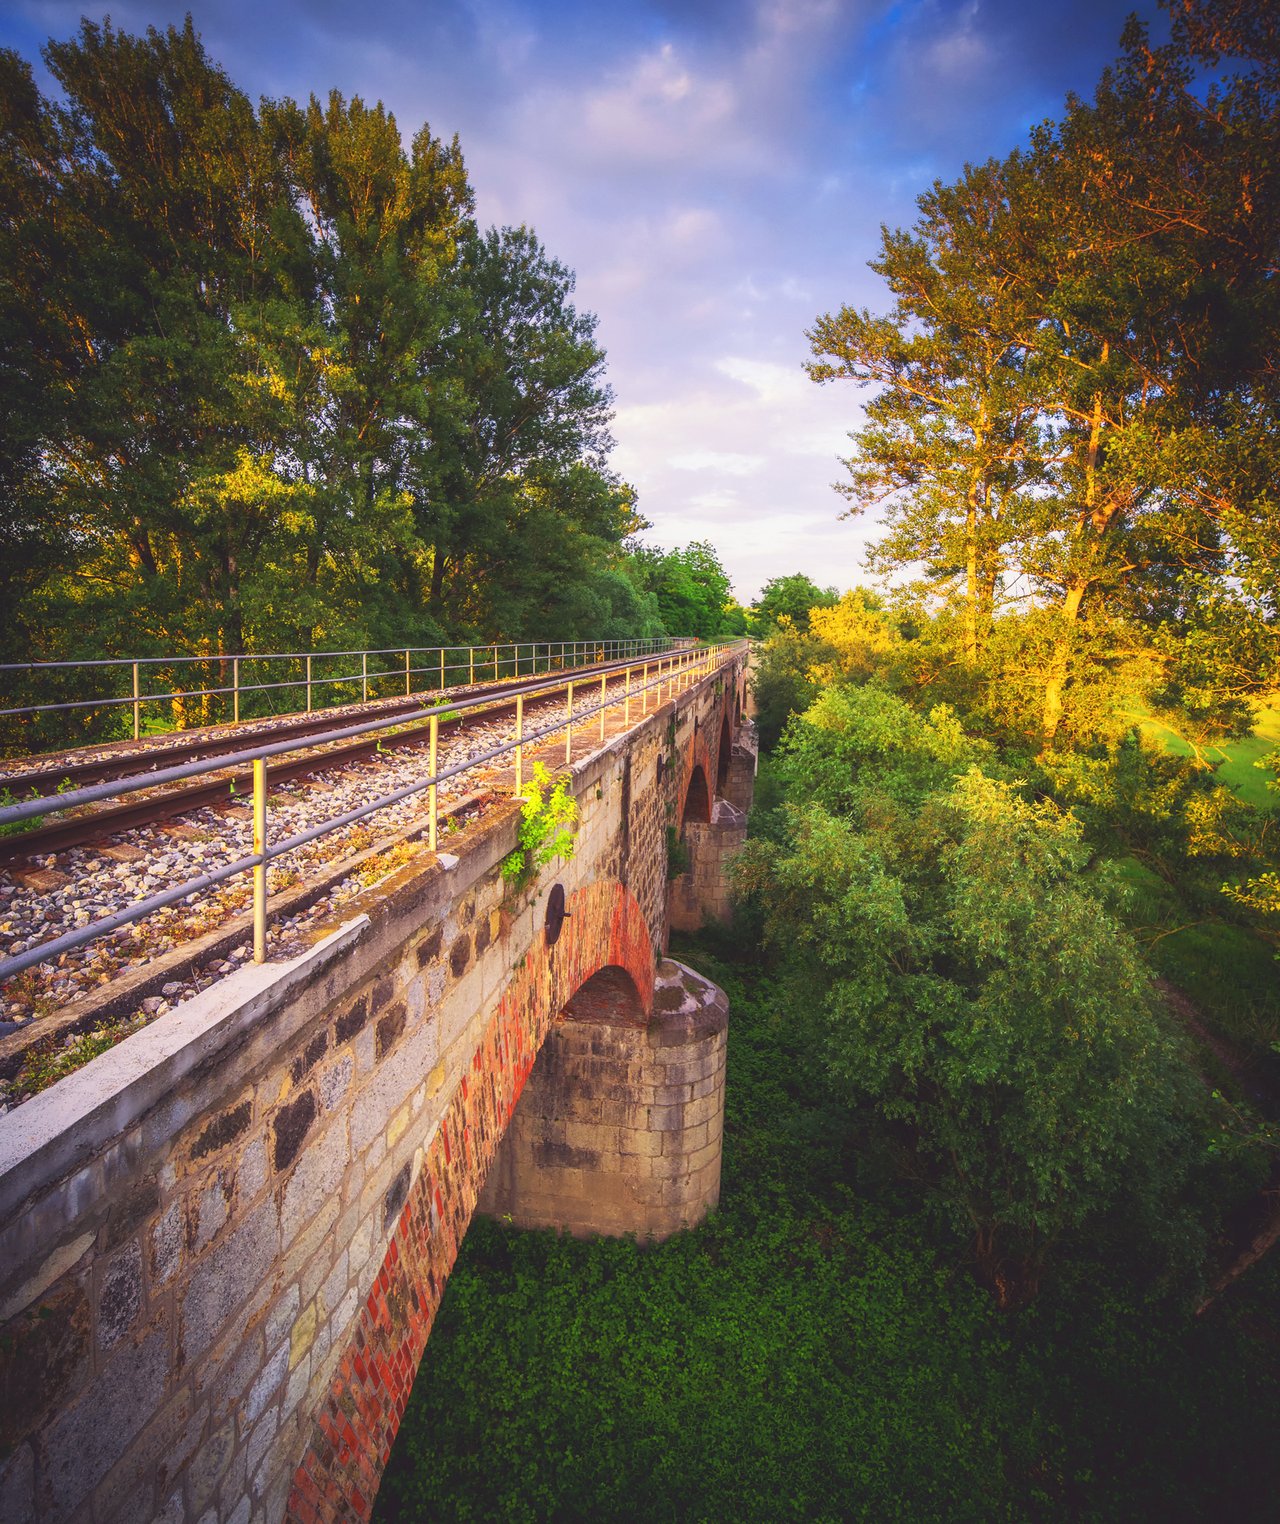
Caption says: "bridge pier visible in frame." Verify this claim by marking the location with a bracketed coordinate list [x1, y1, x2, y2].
[668, 801, 748, 932]
[477, 960, 726, 1239]
[667, 717, 757, 932]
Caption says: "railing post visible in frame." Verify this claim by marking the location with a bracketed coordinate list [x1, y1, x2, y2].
[362, 652, 368, 702]
[494, 645, 499, 681]
[599, 672, 607, 742]
[624, 667, 632, 726]
[470, 646, 475, 687]
[132, 662, 140, 741]
[565, 680, 574, 763]
[440, 647, 446, 690]
[429, 713, 439, 851]
[642, 661, 648, 712]
[405, 649, 410, 697]
[515, 693, 524, 794]
[253, 756, 267, 964]
[306, 655, 312, 713]
[233, 657, 240, 725]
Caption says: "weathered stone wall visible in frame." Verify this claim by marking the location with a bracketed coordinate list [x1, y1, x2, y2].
[0, 653, 746, 1524]
[476, 960, 726, 1239]
[723, 717, 758, 815]
[668, 800, 749, 932]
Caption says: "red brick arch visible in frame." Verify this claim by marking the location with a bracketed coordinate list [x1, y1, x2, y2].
[287, 879, 654, 1523]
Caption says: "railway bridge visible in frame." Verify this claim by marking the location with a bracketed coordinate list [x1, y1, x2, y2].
[0, 647, 755, 1523]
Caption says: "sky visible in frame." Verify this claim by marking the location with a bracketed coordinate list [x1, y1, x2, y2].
[0, 0, 1167, 602]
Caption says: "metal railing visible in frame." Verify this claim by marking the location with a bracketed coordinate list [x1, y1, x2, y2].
[0, 638, 675, 747]
[0, 642, 743, 986]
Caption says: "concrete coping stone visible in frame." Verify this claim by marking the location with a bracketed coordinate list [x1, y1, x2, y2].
[0, 917, 367, 1229]
[649, 960, 728, 1042]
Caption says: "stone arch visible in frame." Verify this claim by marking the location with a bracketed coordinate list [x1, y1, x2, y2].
[288, 879, 654, 1521]
[716, 711, 732, 795]
[681, 763, 711, 825]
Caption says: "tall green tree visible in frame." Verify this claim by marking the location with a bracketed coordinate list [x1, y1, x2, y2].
[625, 540, 735, 640]
[807, 158, 1046, 666]
[750, 573, 839, 635]
[419, 224, 619, 634]
[809, 0, 1280, 745]
[739, 683, 1202, 1304]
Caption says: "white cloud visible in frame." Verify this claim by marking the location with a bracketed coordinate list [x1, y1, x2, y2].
[669, 450, 764, 476]
[714, 355, 810, 404]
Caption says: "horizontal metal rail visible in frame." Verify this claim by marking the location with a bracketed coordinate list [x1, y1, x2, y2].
[0, 637, 676, 735]
[0, 643, 741, 985]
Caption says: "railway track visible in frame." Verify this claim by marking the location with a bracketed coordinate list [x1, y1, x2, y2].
[0, 655, 646, 866]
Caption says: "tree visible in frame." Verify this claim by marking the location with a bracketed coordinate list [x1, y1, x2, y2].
[625, 540, 735, 640]
[807, 158, 1046, 666]
[266, 88, 474, 649]
[808, 0, 1280, 745]
[750, 573, 839, 636]
[0, 14, 660, 744]
[738, 683, 1200, 1305]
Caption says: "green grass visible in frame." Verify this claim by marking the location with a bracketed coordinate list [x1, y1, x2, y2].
[1127, 698, 1280, 810]
[372, 933, 1280, 1524]
[1108, 855, 1280, 1100]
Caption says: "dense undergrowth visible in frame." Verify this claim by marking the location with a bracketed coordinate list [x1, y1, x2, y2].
[374, 921, 1280, 1522]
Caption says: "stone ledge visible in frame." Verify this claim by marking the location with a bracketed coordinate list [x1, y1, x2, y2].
[0, 919, 367, 1242]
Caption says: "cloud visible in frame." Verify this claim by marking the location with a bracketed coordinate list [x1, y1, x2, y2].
[669, 450, 765, 475]
[714, 356, 811, 405]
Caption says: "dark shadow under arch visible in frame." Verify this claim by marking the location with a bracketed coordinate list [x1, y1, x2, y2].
[716, 713, 732, 794]
[682, 764, 711, 825]
[563, 964, 646, 1027]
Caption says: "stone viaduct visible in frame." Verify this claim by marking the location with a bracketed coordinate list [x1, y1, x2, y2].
[0, 650, 756, 1523]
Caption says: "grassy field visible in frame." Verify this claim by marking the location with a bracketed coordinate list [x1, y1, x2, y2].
[1129, 698, 1280, 810]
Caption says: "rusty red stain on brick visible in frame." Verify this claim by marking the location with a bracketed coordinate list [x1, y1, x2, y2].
[286, 878, 655, 1522]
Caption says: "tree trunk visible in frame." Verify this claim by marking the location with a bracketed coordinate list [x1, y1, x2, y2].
[1042, 356, 1109, 748]
[964, 501, 979, 665]
[963, 411, 988, 665]
[1041, 582, 1086, 747]
[428, 546, 447, 616]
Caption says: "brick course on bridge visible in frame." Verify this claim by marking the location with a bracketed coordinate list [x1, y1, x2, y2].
[0, 655, 753, 1524]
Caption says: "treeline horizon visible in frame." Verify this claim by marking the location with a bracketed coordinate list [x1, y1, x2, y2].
[0, 17, 745, 718]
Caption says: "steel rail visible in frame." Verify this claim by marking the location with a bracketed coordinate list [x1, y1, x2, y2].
[0, 657, 644, 863]
[0, 648, 667, 799]
[0, 644, 737, 985]
[0, 637, 669, 723]
[0, 650, 671, 830]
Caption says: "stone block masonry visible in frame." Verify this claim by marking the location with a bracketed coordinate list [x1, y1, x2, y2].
[0, 652, 748, 1524]
[476, 960, 727, 1240]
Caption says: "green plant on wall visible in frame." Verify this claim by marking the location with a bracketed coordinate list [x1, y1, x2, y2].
[502, 763, 578, 890]
[666, 825, 690, 880]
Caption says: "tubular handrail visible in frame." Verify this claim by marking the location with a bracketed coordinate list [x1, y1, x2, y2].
[0, 642, 744, 986]
[0, 651, 658, 827]
[0, 637, 674, 730]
